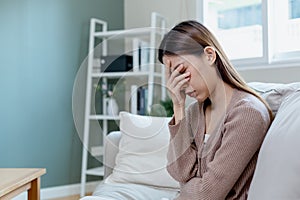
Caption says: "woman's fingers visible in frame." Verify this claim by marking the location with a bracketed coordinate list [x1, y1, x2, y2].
[164, 61, 190, 105]
[167, 76, 190, 106]
[168, 64, 185, 83]
[167, 72, 190, 96]
[169, 71, 190, 87]
[172, 74, 190, 91]
[174, 64, 186, 74]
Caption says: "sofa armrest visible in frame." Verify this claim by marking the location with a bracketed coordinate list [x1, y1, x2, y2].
[104, 131, 121, 179]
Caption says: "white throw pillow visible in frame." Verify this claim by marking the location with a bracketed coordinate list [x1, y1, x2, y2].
[248, 90, 300, 200]
[106, 111, 179, 189]
[248, 82, 300, 115]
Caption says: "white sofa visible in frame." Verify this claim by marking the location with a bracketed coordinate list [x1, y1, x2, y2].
[82, 82, 300, 200]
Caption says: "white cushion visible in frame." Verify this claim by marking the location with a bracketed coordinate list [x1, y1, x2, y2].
[248, 82, 300, 115]
[248, 90, 300, 200]
[106, 111, 179, 189]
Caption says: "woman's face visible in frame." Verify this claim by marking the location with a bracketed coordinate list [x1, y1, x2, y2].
[163, 53, 215, 102]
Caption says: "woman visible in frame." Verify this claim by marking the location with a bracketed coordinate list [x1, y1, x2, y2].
[158, 21, 272, 200]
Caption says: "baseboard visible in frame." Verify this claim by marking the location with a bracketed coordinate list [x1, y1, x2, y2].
[12, 181, 100, 200]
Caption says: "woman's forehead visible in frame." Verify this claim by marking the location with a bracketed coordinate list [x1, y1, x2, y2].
[163, 54, 201, 66]
[163, 54, 187, 62]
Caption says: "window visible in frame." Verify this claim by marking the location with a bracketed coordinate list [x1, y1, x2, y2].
[273, 0, 300, 58]
[290, 0, 300, 19]
[198, 0, 300, 66]
[218, 4, 262, 29]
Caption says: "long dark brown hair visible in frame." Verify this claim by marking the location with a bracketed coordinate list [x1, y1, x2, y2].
[158, 20, 273, 119]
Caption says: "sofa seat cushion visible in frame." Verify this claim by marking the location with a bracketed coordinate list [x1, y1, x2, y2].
[248, 90, 300, 199]
[85, 182, 178, 200]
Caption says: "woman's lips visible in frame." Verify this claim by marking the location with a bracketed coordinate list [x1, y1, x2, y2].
[186, 90, 196, 97]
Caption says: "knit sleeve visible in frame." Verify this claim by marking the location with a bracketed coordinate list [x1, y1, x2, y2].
[166, 107, 199, 183]
[181, 105, 270, 199]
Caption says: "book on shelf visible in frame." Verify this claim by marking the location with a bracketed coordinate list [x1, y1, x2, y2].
[130, 85, 138, 114]
[132, 38, 150, 72]
[137, 86, 148, 115]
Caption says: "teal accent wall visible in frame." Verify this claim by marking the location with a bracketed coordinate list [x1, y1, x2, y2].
[0, 0, 124, 187]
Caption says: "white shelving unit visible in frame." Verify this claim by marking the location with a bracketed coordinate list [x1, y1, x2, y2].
[80, 13, 166, 196]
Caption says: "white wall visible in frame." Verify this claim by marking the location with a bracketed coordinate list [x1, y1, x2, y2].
[238, 65, 300, 83]
[124, 0, 300, 83]
[124, 0, 197, 29]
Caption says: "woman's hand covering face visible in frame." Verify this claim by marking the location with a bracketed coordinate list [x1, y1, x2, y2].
[165, 59, 191, 107]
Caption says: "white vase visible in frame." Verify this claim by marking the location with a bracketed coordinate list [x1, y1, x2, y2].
[107, 97, 119, 116]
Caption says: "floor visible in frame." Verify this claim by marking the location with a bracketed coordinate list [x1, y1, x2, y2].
[49, 194, 80, 200]
[49, 193, 91, 200]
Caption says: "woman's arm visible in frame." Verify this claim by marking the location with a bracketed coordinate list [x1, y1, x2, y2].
[180, 105, 270, 199]
[166, 104, 200, 183]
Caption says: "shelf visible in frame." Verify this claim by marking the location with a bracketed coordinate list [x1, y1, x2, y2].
[93, 28, 163, 38]
[81, 13, 167, 197]
[89, 115, 120, 120]
[85, 167, 104, 176]
[91, 71, 162, 78]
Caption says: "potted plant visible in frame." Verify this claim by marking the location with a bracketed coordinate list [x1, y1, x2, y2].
[149, 98, 173, 117]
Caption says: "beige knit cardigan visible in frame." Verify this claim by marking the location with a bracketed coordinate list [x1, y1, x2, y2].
[167, 89, 271, 200]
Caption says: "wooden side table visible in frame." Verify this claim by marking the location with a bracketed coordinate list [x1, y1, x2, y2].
[0, 168, 46, 200]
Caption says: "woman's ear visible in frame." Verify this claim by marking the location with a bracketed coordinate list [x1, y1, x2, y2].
[203, 46, 216, 65]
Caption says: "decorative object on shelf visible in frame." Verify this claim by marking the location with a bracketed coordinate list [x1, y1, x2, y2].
[95, 81, 120, 116]
[94, 81, 116, 97]
[107, 97, 119, 116]
[100, 55, 133, 72]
